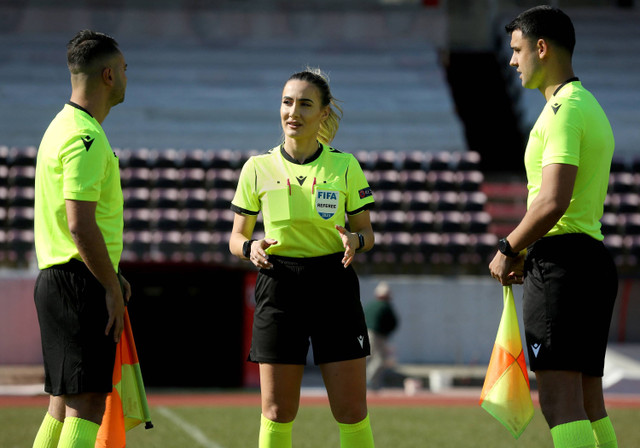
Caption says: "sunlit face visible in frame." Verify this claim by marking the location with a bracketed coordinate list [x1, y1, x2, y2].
[509, 29, 543, 90]
[108, 52, 127, 106]
[280, 79, 329, 142]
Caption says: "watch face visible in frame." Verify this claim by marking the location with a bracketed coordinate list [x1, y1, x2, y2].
[499, 238, 515, 257]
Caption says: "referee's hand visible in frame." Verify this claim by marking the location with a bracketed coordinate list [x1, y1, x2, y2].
[489, 251, 525, 286]
[250, 238, 277, 269]
[105, 286, 125, 343]
[335, 225, 357, 268]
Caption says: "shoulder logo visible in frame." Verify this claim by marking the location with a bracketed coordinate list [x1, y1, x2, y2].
[81, 135, 95, 151]
[296, 175, 307, 186]
[359, 187, 373, 199]
[531, 343, 541, 358]
[551, 103, 562, 115]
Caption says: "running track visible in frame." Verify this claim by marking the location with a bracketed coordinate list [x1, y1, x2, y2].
[3, 390, 640, 409]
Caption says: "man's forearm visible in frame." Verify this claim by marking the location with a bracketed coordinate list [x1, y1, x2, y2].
[70, 223, 121, 293]
[507, 194, 567, 253]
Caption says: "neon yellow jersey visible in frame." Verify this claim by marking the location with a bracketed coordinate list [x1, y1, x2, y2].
[231, 143, 375, 257]
[524, 80, 614, 241]
[34, 103, 123, 270]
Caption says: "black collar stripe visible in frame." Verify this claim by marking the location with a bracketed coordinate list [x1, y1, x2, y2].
[553, 77, 580, 97]
[280, 143, 323, 165]
[67, 101, 94, 118]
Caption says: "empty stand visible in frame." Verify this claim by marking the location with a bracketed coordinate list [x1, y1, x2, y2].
[375, 190, 404, 211]
[123, 208, 153, 231]
[123, 188, 151, 209]
[400, 170, 428, 191]
[405, 211, 435, 232]
[149, 148, 181, 169]
[8, 146, 37, 167]
[3, 147, 639, 275]
[181, 188, 208, 209]
[8, 186, 34, 207]
[120, 167, 152, 188]
[7, 207, 34, 230]
[398, 151, 426, 170]
[404, 191, 432, 211]
[206, 168, 238, 190]
[119, 148, 151, 168]
[153, 208, 182, 231]
[180, 168, 207, 189]
[151, 188, 181, 209]
[208, 188, 235, 210]
[151, 168, 181, 189]
[8, 166, 35, 187]
[426, 170, 456, 191]
[182, 208, 209, 231]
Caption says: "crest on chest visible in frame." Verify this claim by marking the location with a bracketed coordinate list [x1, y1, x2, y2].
[315, 190, 339, 220]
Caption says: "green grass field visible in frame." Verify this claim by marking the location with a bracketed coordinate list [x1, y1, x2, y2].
[2, 404, 640, 448]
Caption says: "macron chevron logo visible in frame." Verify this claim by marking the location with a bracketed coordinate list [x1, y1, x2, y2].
[531, 343, 541, 358]
[82, 135, 95, 151]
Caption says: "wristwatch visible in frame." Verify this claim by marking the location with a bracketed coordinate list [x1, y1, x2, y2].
[356, 233, 365, 251]
[242, 239, 256, 259]
[498, 238, 519, 258]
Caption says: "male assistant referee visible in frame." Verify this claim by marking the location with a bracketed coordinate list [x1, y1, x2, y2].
[489, 6, 618, 448]
[32, 30, 131, 448]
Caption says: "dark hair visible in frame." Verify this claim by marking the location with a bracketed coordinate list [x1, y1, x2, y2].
[67, 30, 120, 74]
[287, 68, 343, 144]
[505, 5, 575, 55]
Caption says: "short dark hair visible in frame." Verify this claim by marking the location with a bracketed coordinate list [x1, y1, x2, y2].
[505, 5, 575, 55]
[67, 30, 120, 74]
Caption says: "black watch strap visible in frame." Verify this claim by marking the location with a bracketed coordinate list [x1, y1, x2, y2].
[242, 239, 256, 259]
[356, 233, 365, 251]
[498, 238, 519, 258]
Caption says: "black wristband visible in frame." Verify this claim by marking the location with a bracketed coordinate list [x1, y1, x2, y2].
[242, 239, 256, 259]
[356, 233, 365, 251]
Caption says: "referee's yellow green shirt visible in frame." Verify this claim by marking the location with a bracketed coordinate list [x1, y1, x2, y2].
[34, 103, 123, 270]
[231, 143, 375, 258]
[524, 80, 614, 241]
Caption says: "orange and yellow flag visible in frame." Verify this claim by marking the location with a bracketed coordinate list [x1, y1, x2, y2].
[96, 308, 153, 448]
[480, 285, 533, 439]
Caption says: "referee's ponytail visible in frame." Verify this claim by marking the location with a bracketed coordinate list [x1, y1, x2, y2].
[287, 68, 343, 144]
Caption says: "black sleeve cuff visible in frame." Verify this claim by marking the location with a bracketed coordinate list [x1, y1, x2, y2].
[346, 202, 375, 216]
[231, 204, 259, 215]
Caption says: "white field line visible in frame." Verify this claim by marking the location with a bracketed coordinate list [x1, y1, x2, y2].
[156, 406, 226, 448]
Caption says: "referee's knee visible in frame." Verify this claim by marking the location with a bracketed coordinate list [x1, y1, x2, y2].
[261, 403, 298, 424]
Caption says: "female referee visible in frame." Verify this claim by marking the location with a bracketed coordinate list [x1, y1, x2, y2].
[229, 68, 376, 448]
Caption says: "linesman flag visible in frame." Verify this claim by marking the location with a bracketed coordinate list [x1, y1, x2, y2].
[96, 308, 153, 448]
[479, 285, 533, 439]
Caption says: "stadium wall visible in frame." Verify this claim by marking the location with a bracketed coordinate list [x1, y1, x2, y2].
[2, 268, 638, 386]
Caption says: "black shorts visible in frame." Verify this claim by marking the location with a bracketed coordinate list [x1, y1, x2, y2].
[34, 259, 117, 396]
[523, 233, 618, 376]
[249, 253, 370, 365]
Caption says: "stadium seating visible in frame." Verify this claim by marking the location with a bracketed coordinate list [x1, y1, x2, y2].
[8, 146, 37, 167]
[123, 188, 151, 209]
[2, 147, 639, 275]
[181, 188, 208, 209]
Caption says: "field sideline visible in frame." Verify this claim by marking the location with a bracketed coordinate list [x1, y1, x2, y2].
[2, 389, 640, 448]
